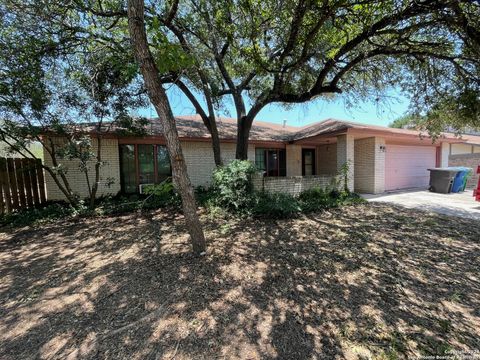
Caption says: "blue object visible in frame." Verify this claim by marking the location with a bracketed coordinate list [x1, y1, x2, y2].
[449, 167, 471, 193]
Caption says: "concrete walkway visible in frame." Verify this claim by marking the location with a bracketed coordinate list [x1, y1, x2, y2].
[363, 189, 480, 220]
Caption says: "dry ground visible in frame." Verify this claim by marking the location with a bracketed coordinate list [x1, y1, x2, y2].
[0, 203, 479, 360]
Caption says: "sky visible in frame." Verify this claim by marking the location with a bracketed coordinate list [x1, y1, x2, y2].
[139, 86, 411, 128]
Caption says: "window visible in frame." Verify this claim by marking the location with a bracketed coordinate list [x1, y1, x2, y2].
[255, 148, 266, 172]
[138, 144, 155, 184]
[119, 145, 136, 193]
[157, 146, 171, 182]
[302, 149, 316, 176]
[119, 144, 171, 193]
[255, 148, 286, 176]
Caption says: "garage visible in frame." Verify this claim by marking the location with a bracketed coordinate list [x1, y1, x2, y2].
[385, 144, 437, 191]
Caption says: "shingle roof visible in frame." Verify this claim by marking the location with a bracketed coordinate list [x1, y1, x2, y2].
[169, 115, 299, 141]
[170, 116, 475, 142]
[44, 114, 480, 144]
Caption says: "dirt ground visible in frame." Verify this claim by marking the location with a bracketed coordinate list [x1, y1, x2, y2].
[0, 203, 479, 360]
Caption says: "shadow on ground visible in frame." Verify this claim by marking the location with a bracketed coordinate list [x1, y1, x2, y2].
[0, 203, 479, 359]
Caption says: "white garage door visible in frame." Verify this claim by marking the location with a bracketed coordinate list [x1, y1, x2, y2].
[385, 145, 436, 191]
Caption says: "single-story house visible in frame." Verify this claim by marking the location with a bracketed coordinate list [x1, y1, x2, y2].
[447, 134, 480, 189]
[42, 116, 480, 200]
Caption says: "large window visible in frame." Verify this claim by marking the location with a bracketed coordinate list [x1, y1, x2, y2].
[119, 145, 136, 193]
[255, 148, 286, 176]
[157, 146, 171, 182]
[138, 144, 155, 185]
[119, 144, 171, 193]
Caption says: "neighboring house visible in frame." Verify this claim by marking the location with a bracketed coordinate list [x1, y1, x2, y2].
[41, 116, 479, 201]
[447, 135, 480, 189]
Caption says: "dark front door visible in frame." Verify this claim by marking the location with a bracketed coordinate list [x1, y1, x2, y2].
[302, 149, 316, 176]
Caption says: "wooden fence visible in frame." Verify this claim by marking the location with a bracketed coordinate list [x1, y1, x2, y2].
[0, 158, 46, 215]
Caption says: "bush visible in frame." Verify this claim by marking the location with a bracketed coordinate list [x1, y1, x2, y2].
[141, 179, 179, 206]
[0, 202, 84, 227]
[252, 191, 301, 219]
[212, 160, 256, 211]
[298, 187, 338, 212]
[195, 185, 217, 207]
[0, 180, 183, 228]
[298, 186, 365, 213]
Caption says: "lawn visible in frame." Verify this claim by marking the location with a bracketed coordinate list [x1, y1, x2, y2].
[0, 203, 479, 359]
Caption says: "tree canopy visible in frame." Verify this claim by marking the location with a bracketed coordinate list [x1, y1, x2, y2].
[0, 0, 148, 206]
[141, 0, 480, 157]
[1, 0, 479, 156]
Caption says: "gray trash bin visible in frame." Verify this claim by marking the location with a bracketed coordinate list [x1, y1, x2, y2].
[427, 168, 459, 193]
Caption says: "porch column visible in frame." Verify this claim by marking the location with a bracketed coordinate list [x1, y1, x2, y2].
[440, 142, 449, 167]
[336, 134, 354, 191]
[286, 144, 302, 176]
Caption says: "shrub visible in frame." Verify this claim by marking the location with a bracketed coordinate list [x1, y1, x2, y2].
[195, 185, 217, 207]
[212, 160, 256, 211]
[298, 187, 337, 212]
[141, 179, 180, 207]
[0, 202, 83, 227]
[298, 187, 365, 213]
[252, 191, 300, 219]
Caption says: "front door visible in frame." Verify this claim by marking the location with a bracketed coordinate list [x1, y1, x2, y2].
[302, 149, 316, 176]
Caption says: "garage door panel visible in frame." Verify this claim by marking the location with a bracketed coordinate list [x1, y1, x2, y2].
[385, 145, 436, 191]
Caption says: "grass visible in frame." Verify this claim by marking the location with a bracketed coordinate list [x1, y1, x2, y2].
[0, 203, 479, 359]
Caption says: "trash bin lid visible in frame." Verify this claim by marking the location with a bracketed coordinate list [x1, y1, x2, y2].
[427, 168, 460, 173]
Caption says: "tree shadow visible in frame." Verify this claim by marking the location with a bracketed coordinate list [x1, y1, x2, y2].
[0, 203, 479, 359]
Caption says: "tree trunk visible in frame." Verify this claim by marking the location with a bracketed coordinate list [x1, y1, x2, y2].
[209, 116, 222, 166]
[235, 117, 252, 160]
[89, 135, 102, 209]
[127, 0, 206, 254]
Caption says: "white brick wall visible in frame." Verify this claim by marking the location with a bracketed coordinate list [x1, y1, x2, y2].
[286, 144, 302, 176]
[182, 141, 255, 187]
[43, 137, 121, 201]
[253, 173, 339, 196]
[354, 137, 385, 194]
[43, 138, 257, 200]
[316, 143, 337, 174]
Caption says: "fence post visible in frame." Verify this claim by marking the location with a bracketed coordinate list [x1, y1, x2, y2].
[7, 158, 20, 210]
[14, 159, 27, 208]
[28, 159, 40, 206]
[35, 159, 46, 203]
[0, 159, 12, 214]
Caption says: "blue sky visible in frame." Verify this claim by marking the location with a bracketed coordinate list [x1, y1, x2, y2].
[139, 86, 411, 128]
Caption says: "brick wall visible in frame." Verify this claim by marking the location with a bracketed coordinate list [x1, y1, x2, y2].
[44, 138, 256, 200]
[316, 143, 337, 175]
[448, 153, 480, 189]
[43, 137, 121, 201]
[354, 137, 385, 194]
[252, 173, 339, 196]
[286, 144, 302, 176]
[182, 141, 255, 187]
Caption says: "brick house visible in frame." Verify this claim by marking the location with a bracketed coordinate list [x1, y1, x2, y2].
[42, 116, 480, 200]
[447, 135, 480, 189]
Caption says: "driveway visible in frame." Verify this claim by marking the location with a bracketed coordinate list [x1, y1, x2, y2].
[363, 189, 480, 220]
